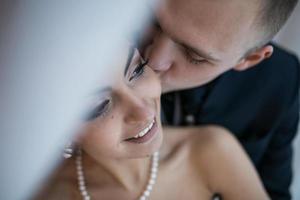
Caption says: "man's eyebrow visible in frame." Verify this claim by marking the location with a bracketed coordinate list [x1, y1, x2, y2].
[124, 46, 135, 76]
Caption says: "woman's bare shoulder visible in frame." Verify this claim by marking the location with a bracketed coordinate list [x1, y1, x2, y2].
[162, 125, 237, 167]
[189, 125, 240, 154]
[185, 125, 269, 199]
[163, 125, 235, 151]
[166, 125, 241, 170]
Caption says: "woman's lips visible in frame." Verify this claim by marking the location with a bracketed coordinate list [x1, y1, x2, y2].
[125, 119, 158, 144]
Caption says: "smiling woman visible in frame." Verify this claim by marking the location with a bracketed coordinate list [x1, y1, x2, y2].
[33, 43, 270, 200]
[33, 44, 164, 199]
[81, 46, 163, 160]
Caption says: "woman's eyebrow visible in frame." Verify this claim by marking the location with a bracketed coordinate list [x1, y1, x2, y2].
[124, 46, 135, 76]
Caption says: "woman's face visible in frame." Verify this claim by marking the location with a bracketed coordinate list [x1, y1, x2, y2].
[79, 46, 163, 160]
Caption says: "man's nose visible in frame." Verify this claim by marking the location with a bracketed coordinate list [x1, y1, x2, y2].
[145, 33, 174, 73]
[122, 90, 155, 125]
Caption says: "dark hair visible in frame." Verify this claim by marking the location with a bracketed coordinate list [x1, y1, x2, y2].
[259, 0, 298, 43]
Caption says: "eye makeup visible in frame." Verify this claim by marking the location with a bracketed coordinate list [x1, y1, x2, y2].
[129, 58, 148, 81]
[86, 46, 148, 121]
[85, 95, 112, 121]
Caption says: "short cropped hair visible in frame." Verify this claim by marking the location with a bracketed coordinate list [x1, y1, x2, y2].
[259, 0, 298, 43]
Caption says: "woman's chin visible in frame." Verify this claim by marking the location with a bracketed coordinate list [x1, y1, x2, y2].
[124, 127, 163, 159]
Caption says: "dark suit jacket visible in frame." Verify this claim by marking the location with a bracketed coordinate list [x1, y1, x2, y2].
[161, 43, 300, 200]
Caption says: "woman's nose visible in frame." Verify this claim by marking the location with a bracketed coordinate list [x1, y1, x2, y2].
[121, 90, 155, 125]
[144, 32, 174, 73]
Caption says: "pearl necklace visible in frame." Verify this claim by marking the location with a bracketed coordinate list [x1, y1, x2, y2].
[76, 149, 160, 200]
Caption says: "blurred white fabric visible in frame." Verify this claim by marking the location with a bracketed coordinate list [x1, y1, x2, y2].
[0, 1, 152, 200]
[274, 3, 300, 199]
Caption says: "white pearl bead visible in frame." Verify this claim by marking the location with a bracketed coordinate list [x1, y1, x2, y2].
[78, 176, 84, 181]
[79, 185, 85, 191]
[76, 151, 159, 200]
[139, 196, 146, 200]
[146, 185, 153, 191]
[151, 173, 157, 179]
[79, 181, 85, 186]
[151, 167, 158, 173]
[149, 179, 155, 185]
[77, 165, 82, 170]
[144, 190, 150, 196]
[77, 171, 83, 176]
[152, 162, 158, 167]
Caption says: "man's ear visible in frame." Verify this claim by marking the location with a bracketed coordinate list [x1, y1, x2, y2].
[233, 45, 274, 71]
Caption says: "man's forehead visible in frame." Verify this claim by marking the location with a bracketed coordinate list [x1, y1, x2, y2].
[157, 0, 259, 54]
[166, 0, 257, 11]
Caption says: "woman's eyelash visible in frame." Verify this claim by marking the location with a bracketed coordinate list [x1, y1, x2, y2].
[87, 99, 111, 120]
[129, 59, 149, 81]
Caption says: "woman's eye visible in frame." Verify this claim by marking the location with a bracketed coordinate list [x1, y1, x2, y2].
[129, 59, 149, 81]
[87, 99, 111, 120]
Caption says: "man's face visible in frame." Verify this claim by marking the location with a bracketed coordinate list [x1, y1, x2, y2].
[144, 0, 261, 93]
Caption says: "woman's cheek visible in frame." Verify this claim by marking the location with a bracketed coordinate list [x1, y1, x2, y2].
[149, 75, 162, 98]
[83, 116, 115, 142]
[140, 68, 162, 96]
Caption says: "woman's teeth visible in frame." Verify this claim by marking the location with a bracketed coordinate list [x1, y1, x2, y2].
[133, 120, 155, 139]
